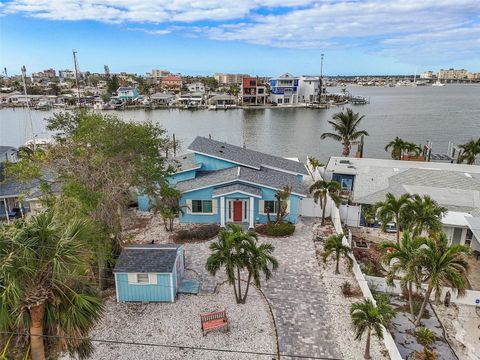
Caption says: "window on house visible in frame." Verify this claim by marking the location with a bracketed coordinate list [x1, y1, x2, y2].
[258, 88, 264, 94]
[264, 200, 278, 214]
[277, 98, 283, 104]
[284, 98, 290, 104]
[192, 200, 213, 213]
[465, 229, 473, 247]
[137, 273, 150, 283]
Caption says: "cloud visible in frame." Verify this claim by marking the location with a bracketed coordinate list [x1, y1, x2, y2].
[3, 0, 480, 63]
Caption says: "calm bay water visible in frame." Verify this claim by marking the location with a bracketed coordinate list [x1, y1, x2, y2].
[1, 84, 479, 162]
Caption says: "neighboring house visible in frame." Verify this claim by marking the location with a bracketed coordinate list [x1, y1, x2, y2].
[206, 94, 237, 107]
[178, 92, 204, 106]
[323, 157, 480, 250]
[298, 76, 320, 104]
[114, 244, 185, 302]
[165, 137, 308, 228]
[161, 76, 183, 91]
[240, 77, 267, 105]
[269, 73, 299, 105]
[116, 86, 139, 100]
[186, 82, 206, 93]
[150, 92, 175, 106]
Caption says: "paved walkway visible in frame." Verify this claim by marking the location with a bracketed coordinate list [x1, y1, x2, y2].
[184, 219, 341, 359]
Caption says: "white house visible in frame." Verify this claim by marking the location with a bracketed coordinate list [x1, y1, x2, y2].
[323, 157, 480, 250]
[298, 76, 320, 104]
[186, 82, 205, 93]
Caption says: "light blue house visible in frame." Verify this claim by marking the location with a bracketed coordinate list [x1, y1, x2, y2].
[116, 86, 139, 100]
[113, 244, 184, 302]
[163, 137, 308, 228]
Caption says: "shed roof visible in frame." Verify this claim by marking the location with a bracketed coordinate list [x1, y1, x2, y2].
[168, 153, 201, 173]
[188, 136, 307, 175]
[113, 244, 182, 273]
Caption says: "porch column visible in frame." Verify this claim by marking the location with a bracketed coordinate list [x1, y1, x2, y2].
[249, 197, 254, 228]
[220, 197, 225, 227]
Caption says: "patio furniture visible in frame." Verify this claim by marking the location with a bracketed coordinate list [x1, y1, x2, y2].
[200, 310, 229, 336]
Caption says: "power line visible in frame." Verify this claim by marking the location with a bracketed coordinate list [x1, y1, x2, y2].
[0, 331, 343, 360]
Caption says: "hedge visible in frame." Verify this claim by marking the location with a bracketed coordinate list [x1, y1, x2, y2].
[256, 222, 296, 237]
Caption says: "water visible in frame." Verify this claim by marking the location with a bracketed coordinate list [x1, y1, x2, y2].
[1, 85, 479, 162]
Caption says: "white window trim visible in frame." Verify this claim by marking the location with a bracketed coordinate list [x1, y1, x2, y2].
[226, 199, 249, 222]
[190, 199, 215, 215]
[127, 273, 159, 285]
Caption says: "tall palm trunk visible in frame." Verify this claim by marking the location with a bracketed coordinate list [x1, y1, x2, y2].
[395, 214, 400, 245]
[241, 272, 252, 304]
[364, 327, 371, 359]
[29, 303, 46, 360]
[415, 285, 433, 326]
[321, 193, 327, 226]
[236, 266, 242, 304]
[342, 143, 350, 157]
[408, 281, 415, 321]
[335, 251, 340, 274]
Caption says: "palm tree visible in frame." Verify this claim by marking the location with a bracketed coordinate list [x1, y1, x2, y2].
[374, 193, 411, 244]
[307, 157, 324, 180]
[404, 142, 422, 157]
[274, 185, 291, 223]
[242, 241, 278, 303]
[320, 108, 369, 156]
[379, 232, 426, 321]
[323, 234, 353, 274]
[414, 232, 470, 326]
[206, 224, 278, 303]
[385, 137, 406, 160]
[0, 210, 104, 360]
[404, 195, 447, 237]
[458, 138, 480, 165]
[350, 299, 395, 359]
[309, 180, 341, 225]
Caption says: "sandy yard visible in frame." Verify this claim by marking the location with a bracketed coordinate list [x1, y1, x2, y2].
[61, 284, 276, 360]
[314, 222, 390, 360]
[433, 303, 480, 360]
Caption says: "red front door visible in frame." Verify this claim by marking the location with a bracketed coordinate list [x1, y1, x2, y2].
[233, 201, 243, 222]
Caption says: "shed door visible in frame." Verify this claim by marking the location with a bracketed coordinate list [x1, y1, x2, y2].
[452, 228, 462, 245]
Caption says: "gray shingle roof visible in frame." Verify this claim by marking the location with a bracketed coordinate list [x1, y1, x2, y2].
[212, 183, 262, 197]
[188, 136, 307, 175]
[113, 244, 182, 273]
[175, 166, 307, 196]
[168, 153, 201, 173]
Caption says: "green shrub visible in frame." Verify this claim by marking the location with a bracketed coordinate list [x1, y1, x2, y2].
[416, 327, 435, 347]
[341, 281, 354, 296]
[256, 222, 295, 237]
[173, 224, 220, 242]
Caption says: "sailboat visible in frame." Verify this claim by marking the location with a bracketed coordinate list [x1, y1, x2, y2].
[432, 79, 445, 87]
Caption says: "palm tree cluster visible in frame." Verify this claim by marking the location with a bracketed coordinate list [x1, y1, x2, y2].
[0, 210, 104, 360]
[457, 138, 480, 165]
[206, 224, 278, 304]
[373, 193, 447, 244]
[384, 137, 423, 160]
[321, 108, 369, 157]
[379, 232, 470, 326]
[323, 234, 353, 274]
[309, 180, 341, 225]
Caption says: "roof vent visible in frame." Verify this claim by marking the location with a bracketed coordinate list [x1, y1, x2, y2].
[339, 160, 351, 164]
[183, 156, 187, 160]
[221, 145, 225, 148]
[219, 150, 224, 153]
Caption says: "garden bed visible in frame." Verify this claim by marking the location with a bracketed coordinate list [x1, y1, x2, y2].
[173, 224, 220, 243]
[255, 222, 295, 237]
[352, 241, 387, 277]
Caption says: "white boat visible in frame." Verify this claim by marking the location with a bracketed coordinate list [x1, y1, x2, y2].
[431, 81, 445, 87]
[208, 105, 217, 110]
[34, 100, 50, 110]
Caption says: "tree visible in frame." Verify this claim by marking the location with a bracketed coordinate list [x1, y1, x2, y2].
[206, 224, 277, 304]
[309, 180, 341, 225]
[385, 137, 406, 160]
[457, 138, 480, 165]
[106, 74, 119, 94]
[404, 195, 447, 237]
[0, 210, 103, 360]
[379, 232, 426, 321]
[414, 233, 469, 326]
[154, 186, 186, 231]
[46, 111, 172, 288]
[274, 185, 291, 224]
[323, 234, 353, 274]
[361, 204, 376, 227]
[350, 298, 395, 359]
[307, 157, 324, 180]
[320, 108, 369, 156]
[374, 193, 411, 244]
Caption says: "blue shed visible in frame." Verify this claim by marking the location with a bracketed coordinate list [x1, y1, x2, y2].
[113, 244, 184, 302]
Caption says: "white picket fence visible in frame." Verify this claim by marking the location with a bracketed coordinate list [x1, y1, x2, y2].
[329, 195, 404, 360]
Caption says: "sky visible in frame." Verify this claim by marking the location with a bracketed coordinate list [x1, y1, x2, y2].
[0, 0, 479, 76]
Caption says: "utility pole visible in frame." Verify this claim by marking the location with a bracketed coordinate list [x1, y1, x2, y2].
[73, 49, 81, 103]
[21, 65, 35, 150]
[319, 53, 324, 104]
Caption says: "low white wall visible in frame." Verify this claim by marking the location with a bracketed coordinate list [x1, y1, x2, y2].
[365, 275, 480, 307]
[300, 198, 323, 217]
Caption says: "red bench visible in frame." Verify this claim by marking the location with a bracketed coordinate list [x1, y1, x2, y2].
[200, 310, 229, 336]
